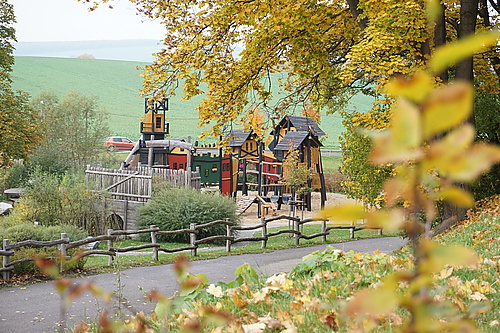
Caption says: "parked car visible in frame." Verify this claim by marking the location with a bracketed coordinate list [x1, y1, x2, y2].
[104, 137, 136, 151]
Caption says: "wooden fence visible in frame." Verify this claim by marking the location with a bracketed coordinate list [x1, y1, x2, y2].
[85, 166, 201, 229]
[85, 165, 201, 202]
[1, 215, 380, 281]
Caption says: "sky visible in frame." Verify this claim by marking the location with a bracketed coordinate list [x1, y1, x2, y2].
[11, 0, 165, 42]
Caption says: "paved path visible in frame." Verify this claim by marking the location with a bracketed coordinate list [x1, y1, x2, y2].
[0, 237, 405, 333]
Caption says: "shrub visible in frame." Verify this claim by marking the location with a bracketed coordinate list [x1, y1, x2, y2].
[323, 167, 346, 193]
[0, 162, 31, 195]
[10, 247, 87, 276]
[138, 187, 239, 243]
[7, 171, 110, 235]
[0, 223, 89, 276]
[0, 223, 88, 243]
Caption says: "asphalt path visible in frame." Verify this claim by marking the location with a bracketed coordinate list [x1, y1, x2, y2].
[0, 237, 405, 333]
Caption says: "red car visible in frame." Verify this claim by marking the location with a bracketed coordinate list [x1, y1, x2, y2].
[104, 137, 136, 151]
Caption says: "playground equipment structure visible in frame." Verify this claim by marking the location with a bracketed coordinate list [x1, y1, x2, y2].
[96, 97, 328, 221]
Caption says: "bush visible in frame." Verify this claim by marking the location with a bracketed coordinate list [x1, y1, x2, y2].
[0, 223, 88, 243]
[7, 171, 110, 235]
[323, 167, 346, 193]
[0, 223, 89, 276]
[138, 187, 239, 243]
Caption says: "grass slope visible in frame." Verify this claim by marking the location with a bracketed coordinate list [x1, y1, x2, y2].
[12, 56, 375, 147]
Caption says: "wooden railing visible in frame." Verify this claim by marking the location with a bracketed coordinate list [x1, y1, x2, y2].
[1, 216, 380, 281]
[85, 165, 201, 202]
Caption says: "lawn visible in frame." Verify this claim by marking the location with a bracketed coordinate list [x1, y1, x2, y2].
[12, 56, 376, 148]
[82, 224, 398, 272]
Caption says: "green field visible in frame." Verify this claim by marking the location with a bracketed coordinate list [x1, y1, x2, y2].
[11, 56, 376, 147]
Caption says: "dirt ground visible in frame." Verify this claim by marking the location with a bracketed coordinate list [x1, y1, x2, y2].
[237, 191, 355, 225]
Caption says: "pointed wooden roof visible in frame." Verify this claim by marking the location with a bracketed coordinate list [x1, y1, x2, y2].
[278, 115, 326, 136]
[226, 129, 253, 147]
[273, 131, 322, 151]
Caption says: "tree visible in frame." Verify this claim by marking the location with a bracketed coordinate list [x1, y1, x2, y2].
[30, 91, 110, 169]
[84, 0, 500, 219]
[0, 1, 43, 166]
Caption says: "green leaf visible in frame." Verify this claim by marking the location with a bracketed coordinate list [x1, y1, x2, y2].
[234, 263, 260, 285]
[154, 298, 172, 318]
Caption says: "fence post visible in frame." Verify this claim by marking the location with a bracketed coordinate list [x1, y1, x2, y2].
[322, 220, 327, 243]
[190, 223, 197, 256]
[261, 217, 267, 249]
[3, 239, 10, 281]
[225, 219, 231, 252]
[350, 227, 354, 239]
[151, 225, 158, 261]
[378, 228, 382, 236]
[294, 219, 300, 246]
[107, 229, 114, 266]
[59, 233, 69, 272]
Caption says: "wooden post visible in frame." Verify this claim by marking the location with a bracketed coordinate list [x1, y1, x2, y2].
[186, 146, 191, 188]
[151, 225, 158, 261]
[148, 134, 154, 167]
[3, 239, 10, 281]
[261, 217, 267, 249]
[60, 233, 69, 272]
[226, 223, 231, 253]
[190, 223, 197, 256]
[294, 219, 300, 246]
[322, 221, 327, 243]
[107, 229, 114, 266]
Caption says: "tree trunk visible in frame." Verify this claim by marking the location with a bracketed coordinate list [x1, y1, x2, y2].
[434, 2, 448, 83]
[442, 0, 479, 224]
[346, 0, 368, 30]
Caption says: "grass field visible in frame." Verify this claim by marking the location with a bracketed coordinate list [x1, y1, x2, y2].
[12, 56, 376, 147]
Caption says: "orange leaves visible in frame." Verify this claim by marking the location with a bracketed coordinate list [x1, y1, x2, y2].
[174, 255, 208, 296]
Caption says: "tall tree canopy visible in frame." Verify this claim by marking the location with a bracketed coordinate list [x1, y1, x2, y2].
[83, 0, 500, 138]
[0, 0, 42, 166]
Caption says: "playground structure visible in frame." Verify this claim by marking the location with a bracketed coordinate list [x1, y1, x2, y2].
[127, 98, 327, 213]
[88, 97, 328, 226]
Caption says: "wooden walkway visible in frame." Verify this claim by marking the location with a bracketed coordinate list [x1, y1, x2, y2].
[236, 195, 256, 215]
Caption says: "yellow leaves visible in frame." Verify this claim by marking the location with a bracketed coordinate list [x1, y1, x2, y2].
[422, 81, 473, 140]
[436, 186, 475, 208]
[317, 203, 366, 222]
[366, 208, 406, 232]
[346, 276, 399, 317]
[429, 30, 500, 75]
[369, 98, 423, 164]
[385, 71, 434, 103]
[266, 273, 293, 291]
